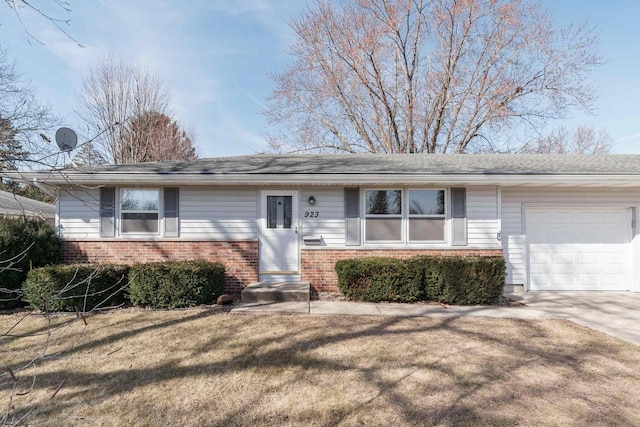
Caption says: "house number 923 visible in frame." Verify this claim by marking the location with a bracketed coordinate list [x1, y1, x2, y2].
[304, 211, 319, 218]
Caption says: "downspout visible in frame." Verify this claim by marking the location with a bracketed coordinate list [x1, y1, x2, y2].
[32, 178, 56, 199]
[496, 185, 502, 245]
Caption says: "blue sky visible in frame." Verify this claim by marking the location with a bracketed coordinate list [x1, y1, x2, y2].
[1, 0, 639, 157]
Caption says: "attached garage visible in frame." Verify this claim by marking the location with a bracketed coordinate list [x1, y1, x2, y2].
[526, 207, 633, 291]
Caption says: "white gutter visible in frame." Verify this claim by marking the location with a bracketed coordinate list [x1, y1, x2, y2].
[8, 171, 640, 188]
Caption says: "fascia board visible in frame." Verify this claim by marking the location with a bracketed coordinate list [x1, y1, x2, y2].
[9, 171, 640, 187]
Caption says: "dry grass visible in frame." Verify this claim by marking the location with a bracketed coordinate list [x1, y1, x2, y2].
[1, 308, 639, 426]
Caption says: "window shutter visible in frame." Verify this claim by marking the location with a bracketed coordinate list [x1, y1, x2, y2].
[164, 187, 179, 237]
[345, 187, 360, 246]
[451, 188, 467, 246]
[100, 187, 116, 237]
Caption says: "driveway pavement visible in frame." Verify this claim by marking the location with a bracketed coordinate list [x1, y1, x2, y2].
[232, 291, 640, 345]
[505, 291, 640, 345]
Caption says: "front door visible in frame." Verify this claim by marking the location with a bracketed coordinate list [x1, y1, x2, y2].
[260, 190, 299, 279]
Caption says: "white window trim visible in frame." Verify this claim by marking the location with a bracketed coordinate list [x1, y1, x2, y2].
[362, 187, 449, 245]
[118, 188, 162, 236]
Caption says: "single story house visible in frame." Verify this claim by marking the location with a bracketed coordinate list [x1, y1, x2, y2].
[0, 189, 55, 225]
[11, 154, 640, 294]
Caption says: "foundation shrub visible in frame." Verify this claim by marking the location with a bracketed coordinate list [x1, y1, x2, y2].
[335, 256, 506, 305]
[23, 264, 129, 312]
[335, 257, 423, 302]
[0, 218, 60, 310]
[128, 260, 225, 309]
[418, 256, 506, 304]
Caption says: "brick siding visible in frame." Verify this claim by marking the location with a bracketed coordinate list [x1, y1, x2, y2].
[60, 240, 258, 294]
[301, 248, 505, 292]
[61, 241, 503, 294]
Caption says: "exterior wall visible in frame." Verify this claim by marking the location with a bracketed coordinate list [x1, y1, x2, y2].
[57, 186, 258, 241]
[298, 185, 500, 249]
[60, 240, 258, 293]
[180, 187, 258, 240]
[301, 187, 345, 246]
[58, 188, 101, 239]
[501, 187, 640, 287]
[467, 186, 499, 246]
[301, 248, 504, 292]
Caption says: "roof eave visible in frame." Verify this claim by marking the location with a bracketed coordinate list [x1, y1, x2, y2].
[11, 170, 640, 188]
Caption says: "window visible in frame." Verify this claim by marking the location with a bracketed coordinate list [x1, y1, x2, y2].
[364, 188, 447, 243]
[365, 190, 402, 241]
[408, 190, 445, 241]
[120, 189, 159, 234]
[267, 195, 292, 229]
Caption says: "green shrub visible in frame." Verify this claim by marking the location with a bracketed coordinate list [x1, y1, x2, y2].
[0, 218, 60, 310]
[335, 255, 506, 305]
[335, 257, 423, 303]
[23, 264, 130, 312]
[419, 256, 506, 304]
[128, 260, 225, 309]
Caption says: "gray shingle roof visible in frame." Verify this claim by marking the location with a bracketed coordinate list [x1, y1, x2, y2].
[68, 154, 640, 176]
[0, 190, 55, 218]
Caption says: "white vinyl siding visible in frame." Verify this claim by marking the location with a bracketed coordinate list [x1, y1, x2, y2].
[180, 187, 258, 240]
[502, 188, 640, 286]
[301, 188, 345, 246]
[57, 185, 504, 251]
[300, 186, 500, 248]
[58, 188, 101, 239]
[467, 186, 499, 247]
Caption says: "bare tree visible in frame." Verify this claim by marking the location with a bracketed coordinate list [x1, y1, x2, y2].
[0, 46, 59, 202]
[122, 111, 197, 162]
[519, 125, 614, 154]
[266, 0, 602, 154]
[77, 57, 196, 164]
[0, 47, 57, 154]
[2, 0, 83, 46]
[77, 56, 169, 164]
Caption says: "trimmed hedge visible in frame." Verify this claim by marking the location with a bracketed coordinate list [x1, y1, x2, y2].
[128, 260, 225, 309]
[0, 218, 60, 310]
[419, 256, 506, 304]
[335, 257, 423, 303]
[335, 256, 506, 305]
[22, 264, 129, 312]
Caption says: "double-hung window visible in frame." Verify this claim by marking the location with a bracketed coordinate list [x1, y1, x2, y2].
[365, 190, 403, 242]
[120, 189, 159, 234]
[364, 188, 446, 243]
[408, 190, 445, 242]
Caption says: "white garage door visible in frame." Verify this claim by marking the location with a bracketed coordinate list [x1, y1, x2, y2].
[526, 207, 632, 291]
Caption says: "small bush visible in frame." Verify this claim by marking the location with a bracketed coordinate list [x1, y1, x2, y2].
[23, 264, 130, 312]
[128, 260, 225, 309]
[417, 256, 506, 304]
[335, 257, 423, 303]
[0, 218, 60, 310]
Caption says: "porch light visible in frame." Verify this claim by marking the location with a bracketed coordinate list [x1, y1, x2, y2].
[308, 196, 316, 205]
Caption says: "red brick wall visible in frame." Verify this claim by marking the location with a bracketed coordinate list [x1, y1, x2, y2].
[60, 240, 258, 293]
[301, 248, 504, 292]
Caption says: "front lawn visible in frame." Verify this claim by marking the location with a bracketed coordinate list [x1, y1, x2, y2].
[1, 309, 639, 426]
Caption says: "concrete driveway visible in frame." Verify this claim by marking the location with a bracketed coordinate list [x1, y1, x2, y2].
[507, 291, 640, 345]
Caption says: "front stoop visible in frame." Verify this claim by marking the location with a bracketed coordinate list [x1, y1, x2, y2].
[241, 281, 311, 303]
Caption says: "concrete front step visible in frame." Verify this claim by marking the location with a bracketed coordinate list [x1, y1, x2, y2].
[241, 281, 311, 303]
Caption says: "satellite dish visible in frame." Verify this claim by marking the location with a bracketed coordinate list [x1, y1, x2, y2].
[55, 127, 78, 152]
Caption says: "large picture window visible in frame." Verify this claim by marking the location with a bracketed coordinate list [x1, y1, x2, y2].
[365, 190, 402, 241]
[364, 188, 447, 243]
[120, 189, 159, 234]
